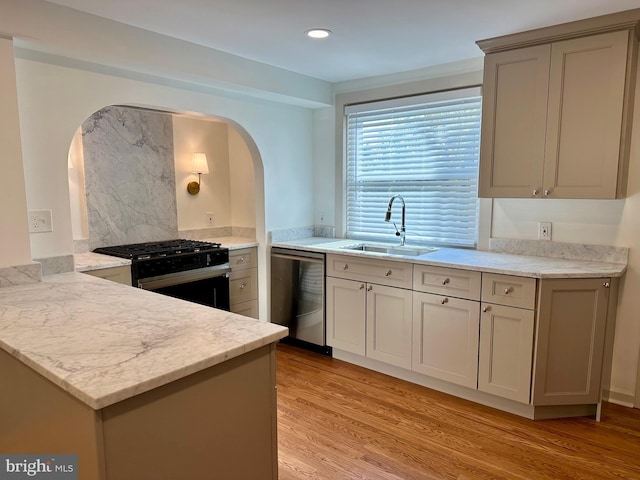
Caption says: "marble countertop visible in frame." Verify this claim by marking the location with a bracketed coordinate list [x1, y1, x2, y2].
[0, 272, 287, 410]
[204, 236, 258, 250]
[271, 238, 627, 278]
[74, 252, 132, 272]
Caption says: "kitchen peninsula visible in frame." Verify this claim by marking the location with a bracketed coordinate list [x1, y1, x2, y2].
[0, 272, 287, 480]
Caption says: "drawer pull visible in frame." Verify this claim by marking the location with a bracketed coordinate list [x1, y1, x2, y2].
[532, 189, 539, 196]
[385, 270, 392, 277]
[603, 282, 610, 288]
[442, 278, 450, 286]
[367, 285, 373, 292]
[504, 287, 512, 294]
[482, 306, 490, 312]
[239, 283, 246, 290]
[238, 257, 245, 264]
[440, 298, 448, 305]
[359, 284, 365, 290]
[544, 189, 551, 196]
[343, 264, 349, 270]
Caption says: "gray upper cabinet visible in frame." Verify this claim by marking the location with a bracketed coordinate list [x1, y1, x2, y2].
[478, 13, 640, 199]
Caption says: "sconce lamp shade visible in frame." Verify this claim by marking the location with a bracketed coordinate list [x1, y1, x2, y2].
[187, 153, 209, 195]
[191, 153, 209, 174]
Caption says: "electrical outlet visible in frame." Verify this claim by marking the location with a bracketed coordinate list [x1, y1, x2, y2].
[206, 212, 215, 226]
[29, 210, 53, 233]
[538, 221, 552, 241]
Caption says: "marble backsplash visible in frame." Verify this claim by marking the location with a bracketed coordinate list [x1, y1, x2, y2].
[490, 238, 628, 264]
[269, 225, 335, 243]
[82, 106, 178, 250]
[179, 226, 257, 240]
[0, 263, 42, 287]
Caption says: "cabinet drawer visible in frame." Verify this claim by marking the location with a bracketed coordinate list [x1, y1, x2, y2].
[230, 299, 259, 319]
[230, 268, 258, 305]
[326, 254, 412, 289]
[230, 247, 257, 270]
[481, 274, 536, 309]
[413, 265, 481, 300]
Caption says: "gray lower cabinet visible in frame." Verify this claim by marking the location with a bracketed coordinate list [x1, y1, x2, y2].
[412, 292, 480, 389]
[230, 247, 259, 319]
[326, 276, 366, 355]
[326, 254, 413, 369]
[478, 303, 535, 403]
[532, 278, 610, 406]
[325, 253, 617, 418]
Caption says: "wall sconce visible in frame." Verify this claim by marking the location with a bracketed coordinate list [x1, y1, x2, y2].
[187, 153, 209, 195]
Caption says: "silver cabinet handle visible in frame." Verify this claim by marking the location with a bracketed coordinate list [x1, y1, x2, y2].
[239, 283, 246, 290]
[603, 282, 610, 288]
[343, 264, 349, 270]
[359, 284, 365, 290]
[442, 278, 450, 286]
[532, 189, 539, 196]
[482, 306, 490, 312]
[385, 270, 392, 277]
[440, 298, 448, 304]
[238, 256, 245, 264]
[544, 189, 551, 196]
[367, 285, 373, 292]
[504, 287, 512, 294]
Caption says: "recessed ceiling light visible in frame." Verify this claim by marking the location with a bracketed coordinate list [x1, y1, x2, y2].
[305, 29, 332, 39]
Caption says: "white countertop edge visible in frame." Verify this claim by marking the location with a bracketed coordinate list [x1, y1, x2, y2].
[2, 327, 287, 410]
[270, 238, 627, 278]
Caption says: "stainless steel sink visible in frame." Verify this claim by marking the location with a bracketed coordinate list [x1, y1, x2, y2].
[341, 243, 438, 257]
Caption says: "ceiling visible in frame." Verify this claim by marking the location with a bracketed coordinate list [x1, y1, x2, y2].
[44, 0, 640, 83]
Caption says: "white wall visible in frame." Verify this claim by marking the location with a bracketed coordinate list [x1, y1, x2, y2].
[0, 37, 31, 267]
[228, 126, 256, 229]
[173, 116, 231, 230]
[16, 56, 314, 257]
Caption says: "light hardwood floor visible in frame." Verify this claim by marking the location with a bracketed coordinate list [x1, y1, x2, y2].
[276, 344, 640, 480]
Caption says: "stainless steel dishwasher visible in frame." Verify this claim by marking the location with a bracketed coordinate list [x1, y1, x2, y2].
[270, 247, 330, 355]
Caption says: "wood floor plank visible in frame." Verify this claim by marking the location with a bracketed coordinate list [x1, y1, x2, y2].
[276, 344, 640, 480]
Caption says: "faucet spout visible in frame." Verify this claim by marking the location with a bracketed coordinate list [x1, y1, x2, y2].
[384, 194, 406, 246]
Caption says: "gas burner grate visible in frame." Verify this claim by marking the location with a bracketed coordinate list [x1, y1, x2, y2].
[94, 239, 223, 260]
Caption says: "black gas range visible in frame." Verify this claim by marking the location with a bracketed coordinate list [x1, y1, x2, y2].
[94, 239, 231, 310]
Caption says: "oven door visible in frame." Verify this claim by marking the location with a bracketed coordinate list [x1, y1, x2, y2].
[137, 264, 231, 311]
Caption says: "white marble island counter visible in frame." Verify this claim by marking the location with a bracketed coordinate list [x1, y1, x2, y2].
[0, 272, 287, 479]
[0, 272, 286, 409]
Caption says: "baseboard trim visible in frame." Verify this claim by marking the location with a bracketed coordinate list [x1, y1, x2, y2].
[603, 388, 636, 408]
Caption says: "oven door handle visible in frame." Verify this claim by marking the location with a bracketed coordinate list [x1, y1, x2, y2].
[137, 264, 231, 290]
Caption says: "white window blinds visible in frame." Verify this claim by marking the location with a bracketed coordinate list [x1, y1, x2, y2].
[345, 87, 481, 248]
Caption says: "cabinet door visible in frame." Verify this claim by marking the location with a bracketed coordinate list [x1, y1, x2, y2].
[413, 292, 480, 389]
[544, 31, 630, 199]
[532, 278, 609, 406]
[479, 44, 550, 198]
[366, 284, 413, 369]
[478, 304, 535, 403]
[326, 277, 366, 355]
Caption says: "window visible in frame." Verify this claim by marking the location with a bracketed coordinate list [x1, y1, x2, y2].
[345, 87, 481, 248]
